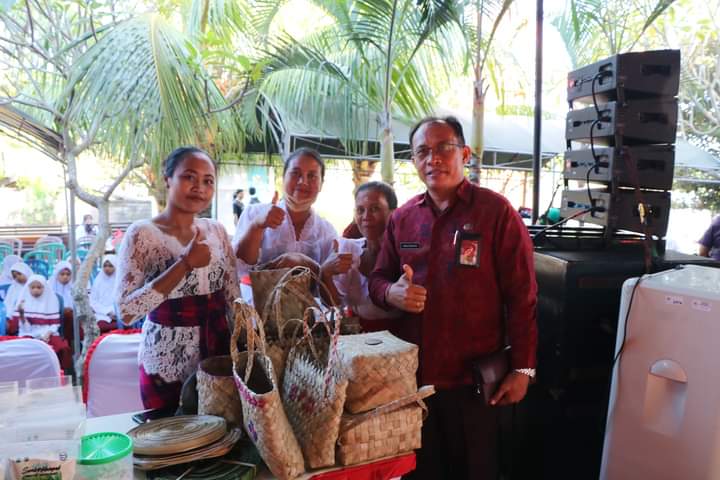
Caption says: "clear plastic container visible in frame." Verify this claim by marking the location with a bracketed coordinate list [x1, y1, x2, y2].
[75, 432, 133, 480]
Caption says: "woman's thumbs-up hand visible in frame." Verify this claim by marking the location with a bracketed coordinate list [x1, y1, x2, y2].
[254, 191, 285, 230]
[182, 226, 211, 269]
[320, 239, 354, 277]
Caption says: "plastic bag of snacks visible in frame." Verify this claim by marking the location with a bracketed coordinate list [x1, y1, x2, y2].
[2, 440, 78, 480]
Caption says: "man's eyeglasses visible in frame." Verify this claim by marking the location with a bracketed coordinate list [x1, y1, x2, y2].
[411, 142, 465, 160]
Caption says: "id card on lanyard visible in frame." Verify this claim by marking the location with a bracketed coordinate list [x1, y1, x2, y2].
[453, 226, 481, 268]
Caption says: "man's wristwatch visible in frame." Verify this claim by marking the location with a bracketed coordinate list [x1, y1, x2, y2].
[514, 368, 536, 379]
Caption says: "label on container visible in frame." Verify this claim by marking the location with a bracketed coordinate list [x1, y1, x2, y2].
[691, 300, 712, 313]
[664, 295, 684, 306]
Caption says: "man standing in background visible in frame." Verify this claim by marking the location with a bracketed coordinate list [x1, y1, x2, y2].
[233, 189, 245, 225]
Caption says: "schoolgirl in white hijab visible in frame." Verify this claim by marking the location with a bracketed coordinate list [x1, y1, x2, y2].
[11, 274, 73, 370]
[50, 260, 74, 310]
[12, 274, 60, 340]
[0, 255, 22, 287]
[4, 262, 33, 311]
[90, 254, 118, 326]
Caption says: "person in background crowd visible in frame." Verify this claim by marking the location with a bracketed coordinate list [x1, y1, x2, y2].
[0, 255, 22, 295]
[328, 181, 400, 331]
[698, 215, 720, 261]
[90, 255, 119, 333]
[75, 214, 98, 239]
[49, 260, 82, 349]
[8, 274, 72, 371]
[116, 146, 240, 411]
[248, 186, 260, 205]
[4, 262, 32, 313]
[369, 116, 538, 480]
[233, 147, 350, 282]
[233, 189, 245, 225]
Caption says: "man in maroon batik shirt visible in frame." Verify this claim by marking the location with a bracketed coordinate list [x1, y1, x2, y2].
[369, 116, 538, 479]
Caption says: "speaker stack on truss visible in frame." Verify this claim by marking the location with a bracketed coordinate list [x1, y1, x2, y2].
[560, 49, 681, 244]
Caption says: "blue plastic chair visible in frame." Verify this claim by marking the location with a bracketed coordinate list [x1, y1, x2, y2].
[0, 243, 13, 263]
[0, 284, 9, 302]
[36, 242, 66, 268]
[0, 299, 6, 336]
[25, 258, 50, 278]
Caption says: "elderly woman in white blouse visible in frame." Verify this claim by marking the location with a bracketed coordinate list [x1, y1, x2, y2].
[115, 146, 239, 411]
[233, 147, 352, 284]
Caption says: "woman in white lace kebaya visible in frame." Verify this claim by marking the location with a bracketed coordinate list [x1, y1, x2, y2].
[233, 147, 351, 282]
[116, 147, 240, 410]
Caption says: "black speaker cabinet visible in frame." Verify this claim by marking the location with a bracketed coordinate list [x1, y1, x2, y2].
[567, 49, 680, 104]
[563, 145, 674, 190]
[566, 99, 678, 145]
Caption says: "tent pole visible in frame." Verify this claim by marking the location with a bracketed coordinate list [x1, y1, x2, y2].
[532, 0, 544, 224]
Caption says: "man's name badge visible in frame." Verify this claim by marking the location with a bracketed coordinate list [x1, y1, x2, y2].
[400, 242, 421, 249]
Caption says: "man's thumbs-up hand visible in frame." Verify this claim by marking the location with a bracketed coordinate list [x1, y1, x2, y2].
[387, 263, 427, 313]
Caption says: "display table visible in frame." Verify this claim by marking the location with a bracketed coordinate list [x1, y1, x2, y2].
[85, 412, 415, 480]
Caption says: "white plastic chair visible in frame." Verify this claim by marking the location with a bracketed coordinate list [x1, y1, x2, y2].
[84, 332, 144, 418]
[0, 338, 61, 386]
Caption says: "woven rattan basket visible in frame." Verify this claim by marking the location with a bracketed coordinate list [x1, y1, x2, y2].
[338, 331, 419, 413]
[336, 386, 435, 466]
[197, 355, 244, 427]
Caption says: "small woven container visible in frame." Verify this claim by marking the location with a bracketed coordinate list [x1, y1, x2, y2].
[197, 355, 244, 427]
[338, 331, 419, 413]
[336, 386, 435, 466]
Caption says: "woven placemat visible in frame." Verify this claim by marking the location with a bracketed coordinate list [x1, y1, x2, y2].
[133, 428, 243, 471]
[128, 415, 227, 456]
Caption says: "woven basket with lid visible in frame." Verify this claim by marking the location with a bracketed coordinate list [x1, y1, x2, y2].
[337, 331, 419, 414]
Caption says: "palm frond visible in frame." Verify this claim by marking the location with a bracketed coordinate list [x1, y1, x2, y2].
[65, 14, 244, 171]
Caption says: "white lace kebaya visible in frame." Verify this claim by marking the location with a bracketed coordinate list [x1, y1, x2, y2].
[115, 218, 240, 384]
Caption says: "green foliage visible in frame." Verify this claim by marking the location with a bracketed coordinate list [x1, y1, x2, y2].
[11, 177, 62, 224]
[244, 0, 467, 156]
[65, 14, 246, 171]
[553, 0, 676, 68]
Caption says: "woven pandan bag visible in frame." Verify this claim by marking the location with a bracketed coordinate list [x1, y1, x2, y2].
[232, 300, 305, 480]
[252, 266, 314, 386]
[282, 307, 348, 469]
[337, 331, 419, 414]
[196, 355, 243, 427]
[336, 386, 435, 466]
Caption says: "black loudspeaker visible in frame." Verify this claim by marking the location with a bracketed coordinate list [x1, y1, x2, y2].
[567, 49, 680, 103]
[565, 99, 678, 145]
[560, 188, 670, 236]
[563, 145, 675, 190]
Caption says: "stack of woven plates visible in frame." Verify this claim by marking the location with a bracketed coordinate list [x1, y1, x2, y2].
[127, 415, 243, 471]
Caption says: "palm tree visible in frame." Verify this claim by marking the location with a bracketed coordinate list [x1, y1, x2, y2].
[467, 0, 514, 182]
[553, 0, 676, 69]
[0, 1, 244, 369]
[244, 0, 467, 184]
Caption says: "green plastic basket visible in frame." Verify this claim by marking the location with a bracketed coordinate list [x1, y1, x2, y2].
[79, 432, 133, 465]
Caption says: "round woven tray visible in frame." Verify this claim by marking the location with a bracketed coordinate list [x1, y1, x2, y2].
[133, 428, 243, 471]
[128, 415, 227, 456]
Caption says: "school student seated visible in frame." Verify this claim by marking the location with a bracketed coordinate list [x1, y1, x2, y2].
[90, 255, 119, 333]
[8, 275, 72, 371]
